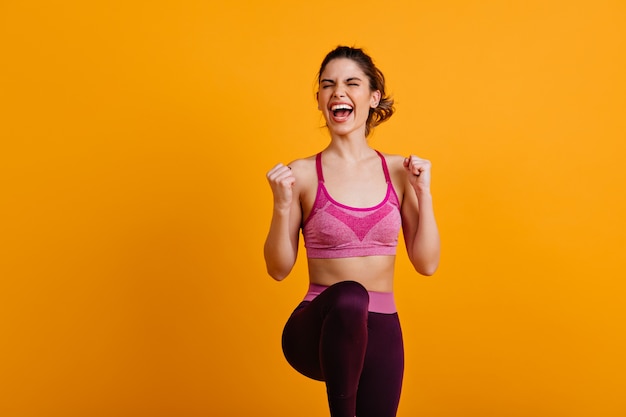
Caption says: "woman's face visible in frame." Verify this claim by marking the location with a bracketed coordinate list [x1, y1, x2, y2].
[317, 58, 380, 137]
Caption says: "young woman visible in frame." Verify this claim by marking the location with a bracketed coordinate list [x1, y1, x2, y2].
[264, 46, 440, 417]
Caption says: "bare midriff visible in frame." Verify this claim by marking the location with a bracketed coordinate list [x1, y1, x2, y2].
[307, 256, 396, 293]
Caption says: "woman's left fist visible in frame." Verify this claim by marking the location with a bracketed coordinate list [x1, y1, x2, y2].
[403, 154, 432, 192]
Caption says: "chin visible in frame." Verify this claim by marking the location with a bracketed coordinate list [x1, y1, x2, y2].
[328, 122, 364, 136]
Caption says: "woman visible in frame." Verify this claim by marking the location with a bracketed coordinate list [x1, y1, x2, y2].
[264, 46, 440, 417]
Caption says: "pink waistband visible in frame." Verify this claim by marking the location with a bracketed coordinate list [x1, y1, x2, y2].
[303, 283, 397, 314]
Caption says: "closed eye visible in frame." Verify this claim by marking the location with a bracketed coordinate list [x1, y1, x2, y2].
[346, 77, 362, 87]
[320, 79, 335, 89]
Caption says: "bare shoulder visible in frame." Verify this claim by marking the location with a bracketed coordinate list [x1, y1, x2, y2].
[377, 152, 411, 201]
[287, 154, 315, 171]
[286, 154, 318, 192]
[287, 155, 316, 178]
[378, 152, 408, 178]
[378, 152, 406, 168]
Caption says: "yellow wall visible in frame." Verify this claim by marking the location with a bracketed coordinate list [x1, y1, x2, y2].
[1, 1, 625, 416]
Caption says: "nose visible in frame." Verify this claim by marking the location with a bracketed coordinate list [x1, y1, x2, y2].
[332, 85, 346, 98]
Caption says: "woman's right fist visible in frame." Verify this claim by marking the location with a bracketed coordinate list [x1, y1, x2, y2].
[266, 163, 296, 209]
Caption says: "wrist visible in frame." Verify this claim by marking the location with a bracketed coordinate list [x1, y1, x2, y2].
[273, 204, 291, 215]
[414, 187, 432, 199]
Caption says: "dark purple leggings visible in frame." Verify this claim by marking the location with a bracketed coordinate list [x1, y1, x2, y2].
[282, 281, 404, 417]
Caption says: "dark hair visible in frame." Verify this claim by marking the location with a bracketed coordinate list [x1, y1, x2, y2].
[317, 46, 395, 136]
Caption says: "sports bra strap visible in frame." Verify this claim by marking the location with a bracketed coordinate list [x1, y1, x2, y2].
[315, 152, 324, 183]
[375, 151, 392, 184]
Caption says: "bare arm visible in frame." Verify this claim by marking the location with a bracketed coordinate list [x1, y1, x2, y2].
[263, 163, 302, 281]
[401, 155, 441, 276]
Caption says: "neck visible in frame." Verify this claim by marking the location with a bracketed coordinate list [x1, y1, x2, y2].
[325, 137, 374, 162]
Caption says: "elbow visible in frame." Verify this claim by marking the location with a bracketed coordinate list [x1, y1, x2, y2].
[409, 244, 440, 276]
[267, 269, 288, 281]
[416, 263, 438, 276]
[265, 264, 291, 281]
[264, 248, 295, 281]
[412, 257, 440, 277]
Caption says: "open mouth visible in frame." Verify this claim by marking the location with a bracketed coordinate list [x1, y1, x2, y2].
[331, 104, 354, 119]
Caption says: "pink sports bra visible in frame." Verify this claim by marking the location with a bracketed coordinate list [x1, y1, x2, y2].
[302, 151, 402, 259]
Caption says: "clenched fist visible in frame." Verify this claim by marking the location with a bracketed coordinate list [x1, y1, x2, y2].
[403, 155, 432, 193]
[266, 163, 296, 210]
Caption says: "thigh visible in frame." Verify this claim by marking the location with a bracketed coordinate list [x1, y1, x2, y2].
[281, 301, 325, 381]
[356, 313, 404, 417]
[281, 281, 370, 382]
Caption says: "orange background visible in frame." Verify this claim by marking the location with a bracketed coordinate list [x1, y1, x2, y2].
[1, 1, 625, 416]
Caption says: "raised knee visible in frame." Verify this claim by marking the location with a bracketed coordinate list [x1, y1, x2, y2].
[328, 281, 369, 315]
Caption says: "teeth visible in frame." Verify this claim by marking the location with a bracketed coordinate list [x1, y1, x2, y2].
[331, 104, 353, 111]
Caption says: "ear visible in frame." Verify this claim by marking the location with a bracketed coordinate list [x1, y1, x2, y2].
[316, 91, 321, 110]
[370, 90, 381, 108]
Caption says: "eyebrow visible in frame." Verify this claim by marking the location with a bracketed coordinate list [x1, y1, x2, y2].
[320, 77, 363, 84]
